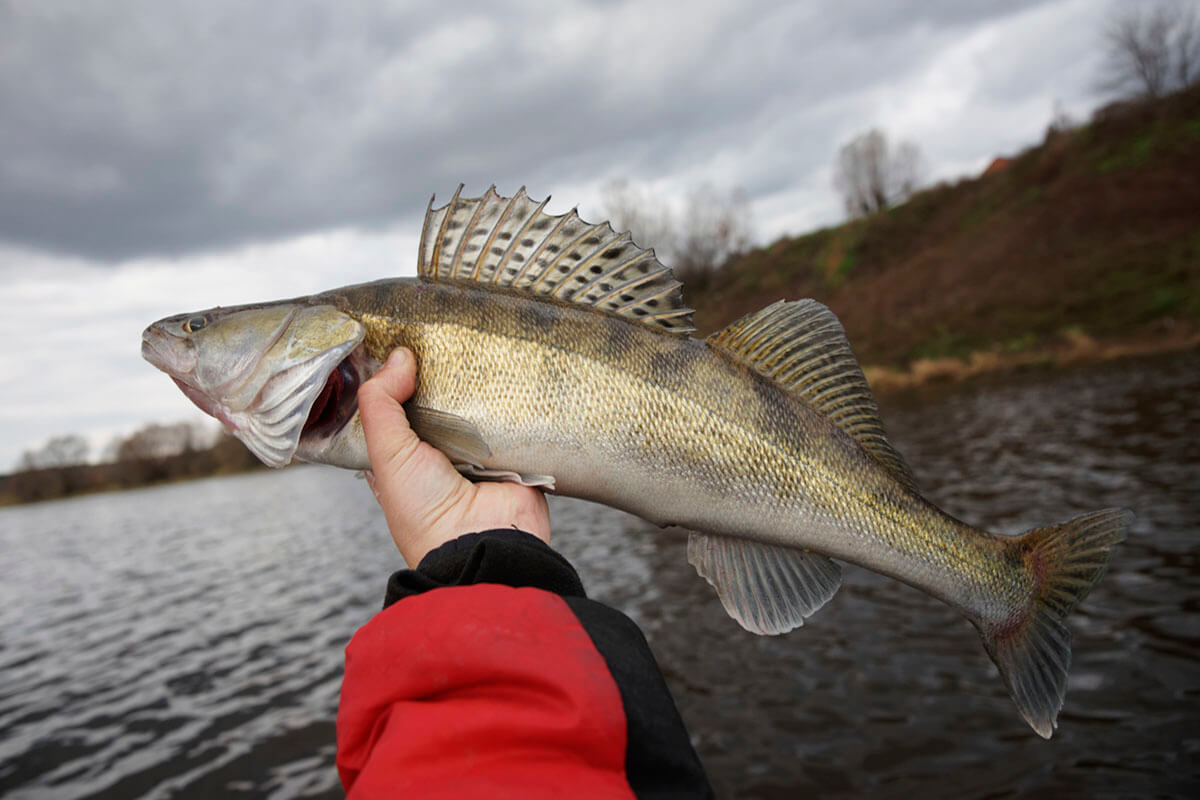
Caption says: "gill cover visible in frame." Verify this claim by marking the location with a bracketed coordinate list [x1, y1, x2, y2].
[229, 305, 364, 467]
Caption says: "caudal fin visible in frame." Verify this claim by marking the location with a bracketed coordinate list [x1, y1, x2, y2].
[979, 508, 1132, 738]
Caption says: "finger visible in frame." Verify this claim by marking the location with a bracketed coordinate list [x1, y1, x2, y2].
[356, 348, 469, 559]
[357, 349, 429, 475]
[357, 348, 417, 452]
[359, 346, 460, 474]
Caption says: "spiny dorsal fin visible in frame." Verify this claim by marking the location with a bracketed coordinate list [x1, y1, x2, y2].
[418, 185, 695, 335]
[707, 299, 918, 491]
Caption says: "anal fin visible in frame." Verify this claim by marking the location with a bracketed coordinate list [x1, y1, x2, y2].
[687, 532, 841, 635]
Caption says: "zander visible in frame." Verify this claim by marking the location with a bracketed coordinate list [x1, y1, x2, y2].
[142, 186, 1130, 738]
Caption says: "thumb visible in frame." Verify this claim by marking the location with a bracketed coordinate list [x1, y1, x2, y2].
[356, 348, 469, 559]
[357, 348, 423, 472]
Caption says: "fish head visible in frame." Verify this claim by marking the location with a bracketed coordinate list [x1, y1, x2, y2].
[141, 301, 370, 469]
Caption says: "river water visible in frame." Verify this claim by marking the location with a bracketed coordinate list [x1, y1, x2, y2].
[2, 354, 1197, 798]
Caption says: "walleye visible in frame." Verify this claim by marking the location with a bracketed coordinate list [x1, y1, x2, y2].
[142, 186, 1129, 738]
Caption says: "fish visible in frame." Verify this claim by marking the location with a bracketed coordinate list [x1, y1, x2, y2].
[142, 185, 1130, 738]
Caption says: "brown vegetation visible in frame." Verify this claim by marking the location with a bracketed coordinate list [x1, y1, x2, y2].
[690, 84, 1200, 385]
[862, 320, 1200, 393]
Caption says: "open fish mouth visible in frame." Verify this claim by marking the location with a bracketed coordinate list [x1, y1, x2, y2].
[299, 350, 365, 441]
[237, 337, 367, 468]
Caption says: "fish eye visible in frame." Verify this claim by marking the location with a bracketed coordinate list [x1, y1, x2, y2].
[183, 315, 208, 333]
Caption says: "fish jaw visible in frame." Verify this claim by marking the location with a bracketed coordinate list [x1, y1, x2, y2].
[141, 322, 198, 380]
[142, 302, 366, 467]
[171, 377, 238, 430]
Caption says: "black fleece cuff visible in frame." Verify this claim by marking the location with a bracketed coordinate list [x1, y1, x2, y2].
[382, 530, 588, 608]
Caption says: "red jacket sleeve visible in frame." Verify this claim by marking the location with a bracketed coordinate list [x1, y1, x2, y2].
[337, 531, 712, 799]
[337, 583, 636, 799]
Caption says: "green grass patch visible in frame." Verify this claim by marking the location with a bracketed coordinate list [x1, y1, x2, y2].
[1092, 256, 1200, 329]
[910, 325, 975, 362]
[1016, 185, 1044, 207]
[1141, 286, 1186, 319]
[1097, 267, 1144, 297]
[1002, 332, 1038, 353]
[836, 249, 858, 279]
[1097, 129, 1156, 173]
[957, 192, 1002, 231]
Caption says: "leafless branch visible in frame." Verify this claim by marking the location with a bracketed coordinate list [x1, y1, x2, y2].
[1100, 2, 1200, 99]
[833, 129, 923, 219]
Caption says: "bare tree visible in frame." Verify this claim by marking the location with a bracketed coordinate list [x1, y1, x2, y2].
[19, 434, 90, 470]
[674, 184, 752, 280]
[1173, 4, 1199, 88]
[113, 422, 202, 462]
[601, 179, 678, 256]
[833, 129, 923, 218]
[600, 179, 752, 281]
[1046, 99, 1078, 140]
[1100, 2, 1200, 99]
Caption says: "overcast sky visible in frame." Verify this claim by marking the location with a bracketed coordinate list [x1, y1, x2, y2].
[0, 0, 1138, 471]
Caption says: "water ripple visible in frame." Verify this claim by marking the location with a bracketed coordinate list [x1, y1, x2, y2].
[2, 354, 1198, 797]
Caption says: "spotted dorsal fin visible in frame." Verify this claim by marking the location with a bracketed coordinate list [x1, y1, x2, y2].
[708, 299, 918, 491]
[418, 185, 695, 335]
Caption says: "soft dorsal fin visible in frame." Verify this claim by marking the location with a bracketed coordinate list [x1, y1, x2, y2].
[708, 299, 918, 491]
[418, 185, 695, 335]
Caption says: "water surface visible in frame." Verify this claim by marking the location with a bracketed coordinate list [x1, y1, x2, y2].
[2, 354, 1197, 798]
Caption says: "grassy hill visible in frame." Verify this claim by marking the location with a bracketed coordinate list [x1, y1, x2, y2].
[691, 85, 1200, 383]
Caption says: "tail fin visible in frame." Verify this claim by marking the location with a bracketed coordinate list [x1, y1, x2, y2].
[979, 508, 1132, 738]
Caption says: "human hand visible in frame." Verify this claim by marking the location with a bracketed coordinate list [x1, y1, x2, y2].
[357, 348, 552, 566]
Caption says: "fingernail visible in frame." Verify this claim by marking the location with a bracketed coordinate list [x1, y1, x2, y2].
[387, 347, 411, 368]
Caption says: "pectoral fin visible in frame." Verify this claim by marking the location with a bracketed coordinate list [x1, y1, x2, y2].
[405, 404, 556, 490]
[687, 532, 842, 635]
[404, 405, 493, 464]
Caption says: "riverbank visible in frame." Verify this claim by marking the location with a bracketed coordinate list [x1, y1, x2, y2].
[863, 319, 1200, 394]
[0, 435, 264, 507]
[691, 85, 1200, 378]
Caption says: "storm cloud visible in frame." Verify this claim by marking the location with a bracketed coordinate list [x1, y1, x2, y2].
[1, 0, 1100, 261]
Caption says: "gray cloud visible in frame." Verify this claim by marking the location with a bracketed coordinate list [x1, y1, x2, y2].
[0, 0, 1101, 261]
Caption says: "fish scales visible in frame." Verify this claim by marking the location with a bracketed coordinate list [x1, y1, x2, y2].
[330, 279, 1018, 617]
[142, 186, 1130, 738]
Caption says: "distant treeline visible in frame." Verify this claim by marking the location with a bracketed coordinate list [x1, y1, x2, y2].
[1, 425, 265, 506]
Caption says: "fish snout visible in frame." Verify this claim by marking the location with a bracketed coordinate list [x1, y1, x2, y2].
[141, 323, 197, 376]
